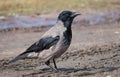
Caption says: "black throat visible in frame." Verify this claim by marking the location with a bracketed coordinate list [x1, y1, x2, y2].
[63, 20, 72, 43]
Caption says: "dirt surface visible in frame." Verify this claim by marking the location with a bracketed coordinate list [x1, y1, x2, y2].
[0, 11, 120, 77]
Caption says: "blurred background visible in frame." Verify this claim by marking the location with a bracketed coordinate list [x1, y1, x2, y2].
[0, 0, 120, 29]
[0, 0, 120, 15]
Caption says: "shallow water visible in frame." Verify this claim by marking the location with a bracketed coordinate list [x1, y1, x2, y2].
[0, 12, 119, 29]
[84, 12, 119, 24]
[0, 16, 56, 29]
[85, 16, 105, 24]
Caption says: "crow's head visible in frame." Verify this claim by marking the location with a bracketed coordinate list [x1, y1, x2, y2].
[58, 10, 80, 28]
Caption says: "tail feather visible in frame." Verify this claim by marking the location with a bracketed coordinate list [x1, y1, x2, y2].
[7, 52, 30, 64]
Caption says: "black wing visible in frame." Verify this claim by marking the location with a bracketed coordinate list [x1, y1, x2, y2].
[7, 36, 60, 64]
[23, 35, 60, 54]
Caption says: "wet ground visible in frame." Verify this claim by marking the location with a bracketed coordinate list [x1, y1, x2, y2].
[0, 10, 120, 77]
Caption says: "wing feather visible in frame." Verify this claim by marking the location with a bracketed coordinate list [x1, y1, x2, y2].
[7, 35, 60, 64]
[24, 35, 60, 54]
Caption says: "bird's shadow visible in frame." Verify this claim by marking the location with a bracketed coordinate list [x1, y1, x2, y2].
[22, 67, 80, 77]
[42, 67, 80, 72]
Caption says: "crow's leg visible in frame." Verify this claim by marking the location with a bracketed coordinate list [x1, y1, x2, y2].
[53, 59, 58, 70]
[45, 60, 58, 71]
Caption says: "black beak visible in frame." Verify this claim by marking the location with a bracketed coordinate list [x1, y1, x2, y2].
[71, 12, 81, 18]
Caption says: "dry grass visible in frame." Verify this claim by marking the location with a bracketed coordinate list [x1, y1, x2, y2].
[0, 0, 120, 15]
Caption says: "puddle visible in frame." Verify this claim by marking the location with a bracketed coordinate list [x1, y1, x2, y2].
[84, 12, 119, 24]
[0, 16, 56, 29]
[85, 16, 106, 24]
[0, 11, 119, 29]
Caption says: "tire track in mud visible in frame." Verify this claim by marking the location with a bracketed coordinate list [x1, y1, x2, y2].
[0, 43, 120, 77]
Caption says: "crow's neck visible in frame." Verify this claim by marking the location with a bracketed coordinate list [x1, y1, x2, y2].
[66, 27, 72, 38]
[63, 21, 72, 42]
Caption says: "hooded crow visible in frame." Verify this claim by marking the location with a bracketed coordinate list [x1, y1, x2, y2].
[7, 10, 80, 71]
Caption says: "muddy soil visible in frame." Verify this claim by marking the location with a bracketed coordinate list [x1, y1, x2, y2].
[0, 43, 120, 77]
